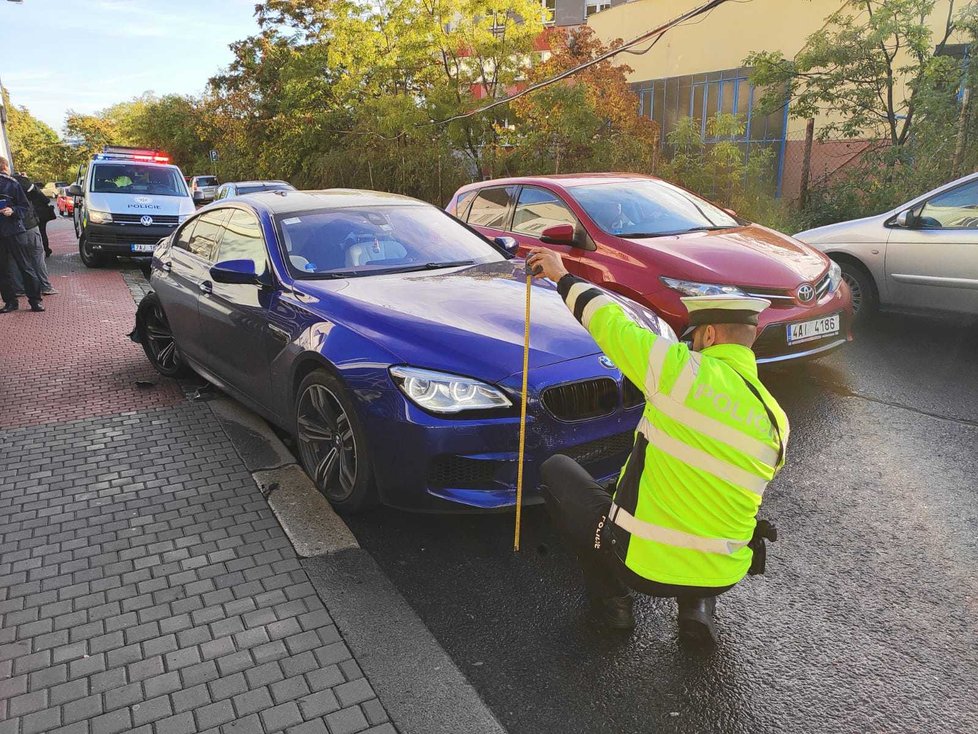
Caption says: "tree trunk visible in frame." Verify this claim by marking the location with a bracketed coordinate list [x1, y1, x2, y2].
[799, 117, 815, 209]
[952, 86, 971, 178]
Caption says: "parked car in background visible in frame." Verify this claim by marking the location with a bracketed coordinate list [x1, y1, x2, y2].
[450, 174, 853, 364]
[189, 175, 219, 204]
[43, 181, 68, 198]
[795, 172, 978, 324]
[134, 189, 674, 513]
[214, 180, 296, 200]
[56, 186, 74, 216]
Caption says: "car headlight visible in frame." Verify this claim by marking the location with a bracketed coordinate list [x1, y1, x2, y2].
[389, 366, 512, 414]
[178, 214, 191, 223]
[660, 276, 745, 297]
[88, 209, 112, 224]
[827, 260, 842, 293]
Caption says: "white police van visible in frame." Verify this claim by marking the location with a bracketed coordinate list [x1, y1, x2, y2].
[70, 146, 195, 268]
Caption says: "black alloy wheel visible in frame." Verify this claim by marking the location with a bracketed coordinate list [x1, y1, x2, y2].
[295, 370, 376, 513]
[138, 294, 191, 378]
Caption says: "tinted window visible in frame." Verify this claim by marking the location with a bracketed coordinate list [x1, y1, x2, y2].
[91, 164, 187, 197]
[217, 210, 267, 272]
[918, 180, 978, 229]
[277, 205, 505, 277]
[452, 190, 478, 219]
[570, 180, 739, 237]
[511, 187, 578, 236]
[237, 183, 290, 195]
[467, 187, 515, 229]
[172, 220, 197, 253]
[196, 176, 218, 186]
[187, 209, 230, 261]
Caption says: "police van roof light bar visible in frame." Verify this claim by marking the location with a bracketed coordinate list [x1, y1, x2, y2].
[95, 146, 170, 164]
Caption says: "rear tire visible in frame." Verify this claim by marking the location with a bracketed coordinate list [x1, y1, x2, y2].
[137, 293, 192, 378]
[294, 370, 377, 514]
[837, 259, 877, 326]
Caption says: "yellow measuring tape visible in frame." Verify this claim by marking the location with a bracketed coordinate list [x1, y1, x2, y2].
[514, 269, 533, 552]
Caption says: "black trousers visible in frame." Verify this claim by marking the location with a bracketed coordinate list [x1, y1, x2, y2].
[38, 219, 50, 254]
[540, 454, 734, 602]
[0, 232, 43, 305]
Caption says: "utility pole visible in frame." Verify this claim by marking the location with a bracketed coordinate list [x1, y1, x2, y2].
[952, 85, 971, 179]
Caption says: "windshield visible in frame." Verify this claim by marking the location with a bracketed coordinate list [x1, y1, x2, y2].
[91, 164, 188, 197]
[277, 204, 506, 277]
[196, 176, 218, 186]
[570, 180, 741, 237]
[239, 183, 290, 194]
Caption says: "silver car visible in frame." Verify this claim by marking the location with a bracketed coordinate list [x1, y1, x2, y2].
[190, 175, 219, 203]
[795, 172, 978, 323]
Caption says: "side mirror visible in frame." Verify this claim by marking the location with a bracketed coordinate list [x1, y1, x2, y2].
[540, 223, 576, 246]
[493, 236, 519, 254]
[894, 209, 916, 228]
[210, 259, 269, 286]
[68, 184, 83, 197]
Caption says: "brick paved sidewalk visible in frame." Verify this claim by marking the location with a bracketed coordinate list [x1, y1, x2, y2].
[0, 221, 395, 734]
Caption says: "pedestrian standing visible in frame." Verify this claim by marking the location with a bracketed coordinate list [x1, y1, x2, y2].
[0, 156, 44, 313]
[11, 172, 58, 294]
[527, 247, 788, 647]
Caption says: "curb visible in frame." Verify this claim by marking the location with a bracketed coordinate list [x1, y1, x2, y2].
[208, 395, 507, 734]
[207, 396, 359, 556]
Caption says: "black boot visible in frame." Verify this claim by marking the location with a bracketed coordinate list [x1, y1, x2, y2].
[0, 301, 18, 314]
[589, 594, 635, 632]
[29, 301, 45, 312]
[677, 596, 718, 647]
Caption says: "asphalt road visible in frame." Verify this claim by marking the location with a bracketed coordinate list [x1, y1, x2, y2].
[347, 310, 978, 734]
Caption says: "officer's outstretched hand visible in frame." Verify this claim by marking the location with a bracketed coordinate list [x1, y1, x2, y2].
[527, 248, 568, 282]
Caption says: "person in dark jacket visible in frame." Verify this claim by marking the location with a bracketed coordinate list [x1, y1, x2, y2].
[11, 172, 57, 294]
[0, 156, 44, 312]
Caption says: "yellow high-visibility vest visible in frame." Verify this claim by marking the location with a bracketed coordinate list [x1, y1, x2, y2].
[558, 275, 789, 587]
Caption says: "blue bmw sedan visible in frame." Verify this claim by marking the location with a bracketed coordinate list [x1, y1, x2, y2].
[134, 190, 675, 512]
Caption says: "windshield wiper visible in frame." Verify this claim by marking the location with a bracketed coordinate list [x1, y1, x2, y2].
[619, 225, 737, 238]
[679, 225, 737, 233]
[424, 260, 474, 269]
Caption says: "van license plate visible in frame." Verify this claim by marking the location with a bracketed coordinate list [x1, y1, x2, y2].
[131, 244, 156, 253]
[786, 314, 840, 345]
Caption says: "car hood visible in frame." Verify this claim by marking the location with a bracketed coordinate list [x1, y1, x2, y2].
[86, 192, 196, 217]
[295, 261, 661, 383]
[794, 213, 889, 245]
[626, 224, 828, 290]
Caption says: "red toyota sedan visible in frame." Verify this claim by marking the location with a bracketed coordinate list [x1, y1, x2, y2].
[449, 174, 853, 364]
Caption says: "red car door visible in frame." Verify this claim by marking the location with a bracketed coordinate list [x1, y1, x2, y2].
[507, 185, 595, 279]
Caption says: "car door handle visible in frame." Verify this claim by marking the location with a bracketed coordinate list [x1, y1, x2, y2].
[198, 280, 213, 295]
[161, 261, 172, 272]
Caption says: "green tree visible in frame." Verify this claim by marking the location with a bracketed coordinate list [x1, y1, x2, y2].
[3, 87, 71, 181]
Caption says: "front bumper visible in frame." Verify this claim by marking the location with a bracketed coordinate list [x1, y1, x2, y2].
[85, 222, 178, 257]
[753, 282, 854, 364]
[354, 356, 642, 512]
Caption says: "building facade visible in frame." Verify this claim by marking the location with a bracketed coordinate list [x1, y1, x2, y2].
[585, 0, 961, 198]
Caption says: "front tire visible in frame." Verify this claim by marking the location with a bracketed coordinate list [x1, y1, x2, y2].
[294, 370, 377, 513]
[78, 234, 105, 268]
[837, 259, 877, 326]
[137, 293, 191, 378]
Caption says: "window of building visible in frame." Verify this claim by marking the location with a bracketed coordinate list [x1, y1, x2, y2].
[632, 67, 789, 194]
[586, 0, 611, 17]
[511, 187, 579, 237]
[542, 0, 556, 25]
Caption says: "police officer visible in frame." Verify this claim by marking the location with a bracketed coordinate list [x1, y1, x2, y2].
[11, 171, 57, 295]
[0, 156, 44, 313]
[527, 247, 788, 646]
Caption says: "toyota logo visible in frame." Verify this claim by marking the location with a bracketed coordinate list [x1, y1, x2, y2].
[797, 283, 815, 303]
[140, 215, 154, 227]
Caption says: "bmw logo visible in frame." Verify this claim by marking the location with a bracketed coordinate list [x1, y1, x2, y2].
[598, 356, 616, 369]
[797, 283, 815, 303]
[140, 215, 154, 227]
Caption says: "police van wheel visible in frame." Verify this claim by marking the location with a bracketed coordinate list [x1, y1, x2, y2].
[294, 370, 377, 514]
[78, 234, 105, 268]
